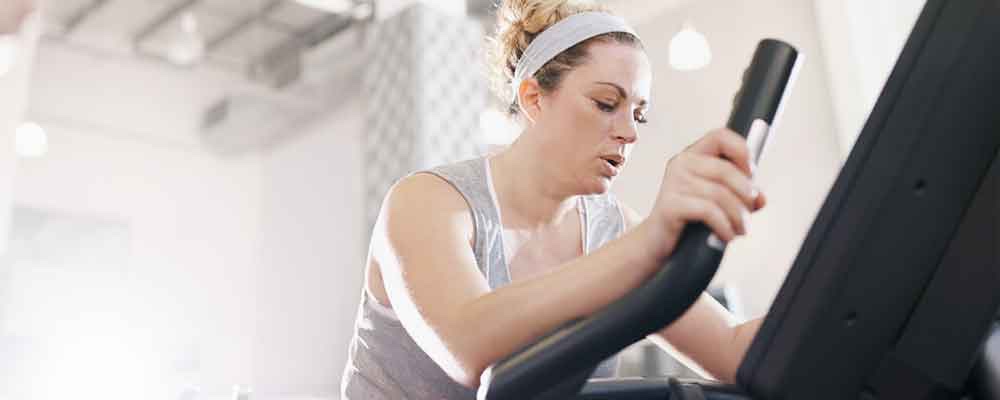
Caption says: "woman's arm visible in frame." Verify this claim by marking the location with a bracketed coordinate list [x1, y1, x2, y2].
[648, 295, 762, 383]
[619, 200, 764, 383]
[376, 128, 761, 388]
[374, 173, 667, 388]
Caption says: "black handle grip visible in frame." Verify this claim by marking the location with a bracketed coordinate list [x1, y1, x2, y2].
[727, 38, 801, 136]
[477, 39, 800, 400]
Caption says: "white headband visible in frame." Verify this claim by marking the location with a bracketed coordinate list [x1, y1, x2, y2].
[510, 11, 640, 104]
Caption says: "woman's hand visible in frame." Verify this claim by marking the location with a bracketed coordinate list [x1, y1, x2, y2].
[639, 128, 767, 261]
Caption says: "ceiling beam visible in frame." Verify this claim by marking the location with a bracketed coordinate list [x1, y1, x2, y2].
[296, 13, 353, 48]
[205, 0, 284, 52]
[249, 14, 353, 88]
[133, 0, 201, 48]
[62, 0, 111, 35]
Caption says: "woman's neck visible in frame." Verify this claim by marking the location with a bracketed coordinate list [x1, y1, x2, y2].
[489, 133, 579, 231]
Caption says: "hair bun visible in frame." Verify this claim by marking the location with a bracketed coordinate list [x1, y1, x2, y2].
[487, 0, 607, 105]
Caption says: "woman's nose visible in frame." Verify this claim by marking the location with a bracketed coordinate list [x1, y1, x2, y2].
[613, 115, 639, 144]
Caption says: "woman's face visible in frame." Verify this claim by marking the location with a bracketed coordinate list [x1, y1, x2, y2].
[532, 41, 652, 195]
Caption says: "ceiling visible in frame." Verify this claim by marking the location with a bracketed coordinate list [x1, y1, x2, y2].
[36, 0, 688, 86]
[39, 0, 367, 86]
[26, 0, 692, 154]
[465, 0, 695, 24]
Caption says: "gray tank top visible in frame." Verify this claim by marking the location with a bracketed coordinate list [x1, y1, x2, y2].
[341, 156, 627, 399]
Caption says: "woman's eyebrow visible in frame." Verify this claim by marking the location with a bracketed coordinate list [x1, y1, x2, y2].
[594, 81, 648, 106]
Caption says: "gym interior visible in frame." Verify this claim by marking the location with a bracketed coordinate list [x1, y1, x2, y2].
[1, 0, 996, 399]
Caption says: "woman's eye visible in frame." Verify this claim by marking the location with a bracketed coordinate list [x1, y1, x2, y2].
[595, 100, 616, 112]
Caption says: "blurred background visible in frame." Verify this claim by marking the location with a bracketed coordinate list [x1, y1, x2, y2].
[0, 0, 925, 399]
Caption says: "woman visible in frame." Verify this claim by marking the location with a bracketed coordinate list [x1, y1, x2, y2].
[342, 1, 767, 398]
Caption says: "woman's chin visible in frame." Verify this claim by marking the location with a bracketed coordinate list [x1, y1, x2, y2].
[582, 176, 614, 195]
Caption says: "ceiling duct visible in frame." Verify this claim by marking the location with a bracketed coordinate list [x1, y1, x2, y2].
[199, 20, 365, 156]
[200, 93, 323, 155]
[249, 40, 304, 89]
[248, 13, 353, 89]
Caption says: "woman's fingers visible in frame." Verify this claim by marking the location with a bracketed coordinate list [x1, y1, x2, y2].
[677, 169, 750, 237]
[686, 154, 757, 210]
[688, 128, 754, 177]
[753, 190, 767, 211]
[670, 195, 738, 242]
[654, 127, 769, 245]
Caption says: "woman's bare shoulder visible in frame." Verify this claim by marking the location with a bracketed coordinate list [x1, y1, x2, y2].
[373, 173, 475, 249]
[365, 172, 478, 309]
[387, 173, 471, 218]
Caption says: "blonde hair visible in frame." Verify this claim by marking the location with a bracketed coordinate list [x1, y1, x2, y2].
[487, 0, 642, 114]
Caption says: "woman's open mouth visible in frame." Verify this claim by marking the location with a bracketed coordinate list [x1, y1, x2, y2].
[600, 155, 625, 176]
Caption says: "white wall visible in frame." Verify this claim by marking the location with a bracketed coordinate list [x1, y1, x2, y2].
[253, 100, 365, 398]
[9, 119, 263, 398]
[6, 31, 365, 400]
[613, 0, 844, 317]
[0, 13, 38, 254]
[5, 38, 265, 399]
[813, 0, 924, 154]
[26, 41, 243, 149]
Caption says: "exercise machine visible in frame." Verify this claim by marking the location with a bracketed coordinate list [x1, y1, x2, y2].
[479, 0, 1000, 398]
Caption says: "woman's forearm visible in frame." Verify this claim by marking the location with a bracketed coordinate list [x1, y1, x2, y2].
[728, 318, 762, 377]
[452, 222, 666, 384]
[646, 294, 763, 384]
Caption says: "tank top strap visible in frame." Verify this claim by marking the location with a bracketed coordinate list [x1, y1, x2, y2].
[580, 192, 627, 252]
[415, 157, 511, 289]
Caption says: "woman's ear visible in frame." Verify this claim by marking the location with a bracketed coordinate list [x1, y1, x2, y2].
[516, 78, 544, 125]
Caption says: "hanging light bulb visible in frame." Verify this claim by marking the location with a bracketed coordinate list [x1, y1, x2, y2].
[669, 22, 712, 71]
[352, 2, 374, 19]
[15, 121, 47, 158]
[166, 11, 205, 66]
[0, 35, 17, 78]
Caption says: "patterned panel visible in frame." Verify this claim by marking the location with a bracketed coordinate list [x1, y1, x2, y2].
[413, 6, 487, 169]
[362, 4, 487, 234]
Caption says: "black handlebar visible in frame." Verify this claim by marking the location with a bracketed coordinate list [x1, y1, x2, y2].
[476, 39, 801, 400]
